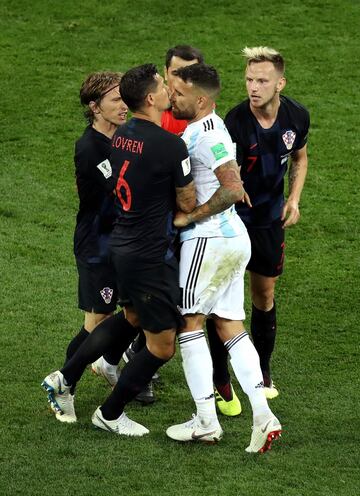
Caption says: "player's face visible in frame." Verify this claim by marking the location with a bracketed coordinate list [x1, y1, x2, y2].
[164, 56, 199, 92]
[170, 77, 198, 121]
[151, 73, 171, 111]
[97, 86, 128, 126]
[245, 61, 285, 109]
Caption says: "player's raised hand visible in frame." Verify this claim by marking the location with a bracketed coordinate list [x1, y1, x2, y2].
[281, 198, 300, 227]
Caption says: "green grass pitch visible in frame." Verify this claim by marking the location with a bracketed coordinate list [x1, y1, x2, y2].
[0, 1, 359, 495]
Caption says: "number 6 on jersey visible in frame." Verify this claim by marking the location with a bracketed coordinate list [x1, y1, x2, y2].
[116, 160, 132, 211]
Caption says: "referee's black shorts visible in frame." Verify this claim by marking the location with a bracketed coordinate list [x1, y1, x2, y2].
[76, 258, 118, 313]
[246, 220, 285, 277]
[110, 251, 184, 332]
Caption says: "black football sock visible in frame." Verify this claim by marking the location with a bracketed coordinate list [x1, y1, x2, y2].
[64, 326, 90, 395]
[61, 311, 138, 386]
[103, 313, 141, 365]
[64, 326, 89, 364]
[131, 330, 146, 353]
[251, 302, 277, 386]
[100, 347, 167, 420]
[216, 382, 233, 401]
[206, 319, 231, 392]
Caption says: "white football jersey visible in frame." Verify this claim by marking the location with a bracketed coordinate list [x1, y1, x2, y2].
[180, 112, 247, 241]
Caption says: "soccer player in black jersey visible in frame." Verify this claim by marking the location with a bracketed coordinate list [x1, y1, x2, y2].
[72, 72, 128, 380]
[121, 45, 205, 394]
[208, 46, 310, 406]
[42, 72, 141, 423]
[42, 64, 196, 435]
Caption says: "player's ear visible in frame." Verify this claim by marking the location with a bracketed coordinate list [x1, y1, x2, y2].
[89, 100, 100, 114]
[163, 66, 168, 81]
[146, 92, 155, 106]
[197, 95, 207, 109]
[277, 77, 286, 93]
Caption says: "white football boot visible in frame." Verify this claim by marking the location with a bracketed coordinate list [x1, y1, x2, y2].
[91, 356, 119, 388]
[245, 414, 282, 453]
[41, 370, 77, 423]
[92, 407, 149, 436]
[166, 414, 223, 444]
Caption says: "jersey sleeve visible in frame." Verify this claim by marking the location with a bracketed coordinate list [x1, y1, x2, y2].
[295, 108, 310, 151]
[76, 142, 115, 193]
[224, 109, 245, 167]
[171, 137, 193, 187]
[196, 128, 236, 172]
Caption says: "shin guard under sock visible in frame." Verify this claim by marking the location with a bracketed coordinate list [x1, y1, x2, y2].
[206, 319, 231, 388]
[251, 302, 277, 385]
[61, 311, 138, 386]
[64, 326, 89, 365]
[100, 347, 167, 420]
[131, 330, 146, 353]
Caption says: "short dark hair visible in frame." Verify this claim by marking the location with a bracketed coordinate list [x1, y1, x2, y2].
[174, 63, 221, 98]
[165, 45, 204, 69]
[120, 64, 159, 112]
[80, 71, 122, 124]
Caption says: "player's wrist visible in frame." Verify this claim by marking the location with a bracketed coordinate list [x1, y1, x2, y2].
[287, 194, 300, 205]
[187, 212, 194, 224]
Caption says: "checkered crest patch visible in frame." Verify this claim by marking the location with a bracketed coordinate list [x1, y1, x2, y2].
[282, 130, 296, 150]
[100, 287, 113, 304]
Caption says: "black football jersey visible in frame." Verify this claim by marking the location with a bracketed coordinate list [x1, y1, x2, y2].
[74, 126, 116, 261]
[225, 96, 310, 227]
[110, 118, 192, 261]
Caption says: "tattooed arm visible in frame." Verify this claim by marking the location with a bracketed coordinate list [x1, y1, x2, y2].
[176, 180, 196, 213]
[174, 160, 244, 227]
[281, 144, 308, 227]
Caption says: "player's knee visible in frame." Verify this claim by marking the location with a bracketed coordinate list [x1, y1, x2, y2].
[215, 320, 245, 342]
[148, 343, 175, 360]
[124, 307, 140, 327]
[251, 288, 274, 311]
[85, 311, 112, 332]
[147, 336, 176, 360]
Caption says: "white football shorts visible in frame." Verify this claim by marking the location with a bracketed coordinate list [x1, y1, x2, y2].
[179, 234, 251, 320]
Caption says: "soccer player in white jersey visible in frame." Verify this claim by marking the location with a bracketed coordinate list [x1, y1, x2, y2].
[166, 63, 281, 453]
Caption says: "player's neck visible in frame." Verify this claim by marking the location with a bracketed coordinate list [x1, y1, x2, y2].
[92, 120, 117, 139]
[250, 96, 281, 129]
[188, 106, 214, 124]
[132, 109, 162, 127]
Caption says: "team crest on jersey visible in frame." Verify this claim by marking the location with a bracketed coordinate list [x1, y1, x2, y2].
[282, 130, 296, 150]
[100, 287, 113, 304]
[97, 159, 112, 179]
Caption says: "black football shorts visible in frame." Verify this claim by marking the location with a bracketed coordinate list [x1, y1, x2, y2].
[110, 251, 184, 332]
[246, 220, 285, 277]
[76, 258, 118, 313]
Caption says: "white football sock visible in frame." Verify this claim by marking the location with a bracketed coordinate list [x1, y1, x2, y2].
[225, 332, 272, 421]
[178, 330, 217, 424]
